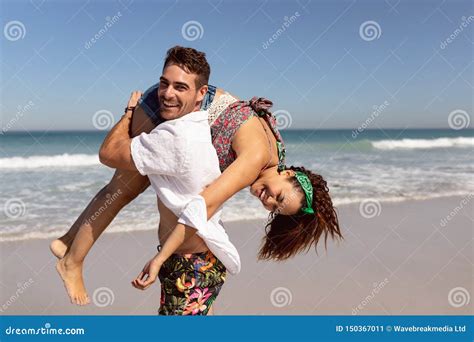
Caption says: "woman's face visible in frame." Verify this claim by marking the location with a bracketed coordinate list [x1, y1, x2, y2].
[250, 169, 305, 215]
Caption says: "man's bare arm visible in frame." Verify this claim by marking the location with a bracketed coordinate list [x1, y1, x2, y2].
[99, 92, 141, 171]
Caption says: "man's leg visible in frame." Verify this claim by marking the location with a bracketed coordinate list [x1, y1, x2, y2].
[55, 105, 156, 305]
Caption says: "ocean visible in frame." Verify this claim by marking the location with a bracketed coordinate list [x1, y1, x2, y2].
[1, 129, 472, 241]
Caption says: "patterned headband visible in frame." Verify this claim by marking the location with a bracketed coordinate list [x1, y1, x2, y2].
[294, 171, 314, 215]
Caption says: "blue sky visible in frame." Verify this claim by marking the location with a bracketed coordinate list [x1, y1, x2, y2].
[1, 0, 472, 130]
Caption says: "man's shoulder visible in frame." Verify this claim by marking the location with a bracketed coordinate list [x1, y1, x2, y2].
[147, 117, 207, 147]
[175, 113, 211, 136]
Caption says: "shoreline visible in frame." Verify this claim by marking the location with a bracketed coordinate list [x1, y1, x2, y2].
[1, 194, 472, 243]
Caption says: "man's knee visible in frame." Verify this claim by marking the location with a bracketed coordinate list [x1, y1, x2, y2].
[104, 176, 148, 204]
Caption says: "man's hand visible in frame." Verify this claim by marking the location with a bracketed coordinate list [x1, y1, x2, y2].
[127, 91, 143, 108]
[131, 256, 162, 290]
[124, 91, 143, 119]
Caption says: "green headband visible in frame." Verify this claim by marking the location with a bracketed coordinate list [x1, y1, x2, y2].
[294, 171, 314, 215]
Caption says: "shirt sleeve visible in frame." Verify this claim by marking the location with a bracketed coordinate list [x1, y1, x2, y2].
[130, 125, 188, 176]
[177, 195, 208, 230]
[177, 195, 241, 275]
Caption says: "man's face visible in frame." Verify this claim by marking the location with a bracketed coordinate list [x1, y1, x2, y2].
[157, 63, 207, 120]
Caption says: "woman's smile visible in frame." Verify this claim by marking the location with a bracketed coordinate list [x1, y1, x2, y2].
[251, 185, 274, 209]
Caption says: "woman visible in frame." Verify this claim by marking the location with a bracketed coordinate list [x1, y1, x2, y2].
[51, 49, 342, 307]
[131, 92, 344, 300]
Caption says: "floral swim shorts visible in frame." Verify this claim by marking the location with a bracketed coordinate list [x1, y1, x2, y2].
[157, 248, 227, 315]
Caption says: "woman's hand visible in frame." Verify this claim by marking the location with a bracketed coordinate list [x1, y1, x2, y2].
[131, 256, 162, 290]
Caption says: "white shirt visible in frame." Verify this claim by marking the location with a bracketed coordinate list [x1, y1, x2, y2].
[130, 110, 241, 275]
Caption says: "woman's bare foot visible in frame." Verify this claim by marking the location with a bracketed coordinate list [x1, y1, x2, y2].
[50, 238, 70, 259]
[56, 256, 90, 305]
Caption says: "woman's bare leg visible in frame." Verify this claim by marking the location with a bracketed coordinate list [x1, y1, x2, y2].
[54, 105, 157, 305]
[51, 104, 155, 258]
[50, 170, 149, 259]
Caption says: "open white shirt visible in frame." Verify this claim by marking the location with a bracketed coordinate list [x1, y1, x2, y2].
[130, 110, 241, 275]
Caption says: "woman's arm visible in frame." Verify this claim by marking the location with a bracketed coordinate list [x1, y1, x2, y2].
[132, 115, 271, 289]
[161, 146, 268, 251]
[132, 149, 268, 289]
[202, 116, 270, 218]
[132, 222, 193, 290]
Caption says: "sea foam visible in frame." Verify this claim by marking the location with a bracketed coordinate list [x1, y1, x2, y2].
[372, 137, 473, 150]
[0, 154, 99, 169]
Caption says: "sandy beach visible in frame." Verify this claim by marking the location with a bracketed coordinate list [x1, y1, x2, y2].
[0, 196, 472, 315]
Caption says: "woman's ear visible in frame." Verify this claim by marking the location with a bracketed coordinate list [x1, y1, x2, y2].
[285, 170, 295, 177]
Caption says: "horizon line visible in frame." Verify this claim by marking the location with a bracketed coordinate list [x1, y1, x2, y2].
[2, 127, 473, 133]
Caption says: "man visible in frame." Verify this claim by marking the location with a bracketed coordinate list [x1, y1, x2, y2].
[56, 47, 240, 314]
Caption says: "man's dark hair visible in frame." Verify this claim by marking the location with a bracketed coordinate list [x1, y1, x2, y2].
[163, 46, 210, 88]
